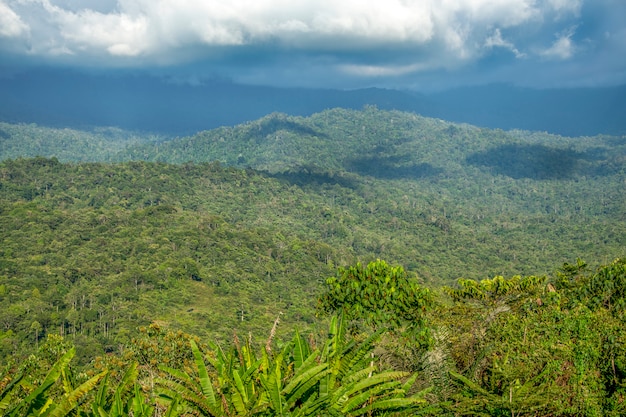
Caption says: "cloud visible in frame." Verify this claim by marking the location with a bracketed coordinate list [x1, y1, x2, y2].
[484, 28, 525, 58]
[0, 0, 622, 89]
[24, 0, 150, 57]
[340, 61, 434, 77]
[540, 28, 576, 59]
[0, 1, 29, 38]
[546, 0, 582, 18]
[1, 0, 578, 58]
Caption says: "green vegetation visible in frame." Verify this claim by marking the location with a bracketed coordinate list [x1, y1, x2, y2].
[0, 107, 625, 415]
[2, 259, 626, 416]
[0, 122, 162, 162]
[319, 260, 432, 332]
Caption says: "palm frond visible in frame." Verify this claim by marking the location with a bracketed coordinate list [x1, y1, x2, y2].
[7, 347, 76, 417]
[190, 339, 218, 410]
[47, 371, 107, 417]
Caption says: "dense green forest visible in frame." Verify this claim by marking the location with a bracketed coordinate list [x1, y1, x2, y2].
[1, 107, 625, 415]
[0, 122, 163, 162]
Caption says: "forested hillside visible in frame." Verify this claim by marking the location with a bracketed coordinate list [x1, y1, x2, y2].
[121, 107, 626, 277]
[1, 107, 625, 415]
[0, 122, 162, 162]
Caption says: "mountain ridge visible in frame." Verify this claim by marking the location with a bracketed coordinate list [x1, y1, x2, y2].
[1, 68, 624, 136]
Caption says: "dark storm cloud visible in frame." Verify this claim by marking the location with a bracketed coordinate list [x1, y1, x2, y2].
[0, 0, 624, 89]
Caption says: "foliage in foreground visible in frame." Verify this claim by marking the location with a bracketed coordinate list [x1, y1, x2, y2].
[0, 312, 428, 416]
[435, 258, 626, 417]
[158, 314, 428, 416]
[3, 258, 626, 416]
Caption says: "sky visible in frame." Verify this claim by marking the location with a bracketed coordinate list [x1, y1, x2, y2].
[1, 0, 625, 91]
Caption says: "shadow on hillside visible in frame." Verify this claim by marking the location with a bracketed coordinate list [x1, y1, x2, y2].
[466, 144, 599, 179]
[345, 155, 443, 180]
[0, 128, 10, 139]
[265, 167, 359, 189]
[255, 118, 328, 139]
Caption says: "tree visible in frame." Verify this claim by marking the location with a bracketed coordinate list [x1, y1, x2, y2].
[30, 320, 43, 348]
[584, 258, 626, 317]
[318, 260, 432, 333]
[444, 274, 545, 309]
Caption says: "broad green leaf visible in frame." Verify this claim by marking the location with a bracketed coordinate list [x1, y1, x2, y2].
[8, 347, 76, 417]
[47, 371, 107, 417]
[283, 363, 328, 397]
[190, 339, 218, 410]
[292, 330, 310, 370]
[341, 380, 401, 414]
[132, 384, 154, 417]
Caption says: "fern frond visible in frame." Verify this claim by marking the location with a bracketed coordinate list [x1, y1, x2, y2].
[283, 364, 329, 407]
[339, 330, 383, 378]
[341, 371, 408, 400]
[340, 367, 377, 386]
[159, 364, 198, 384]
[448, 370, 498, 400]
[156, 378, 218, 415]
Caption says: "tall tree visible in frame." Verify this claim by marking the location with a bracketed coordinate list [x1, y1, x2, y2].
[319, 260, 432, 333]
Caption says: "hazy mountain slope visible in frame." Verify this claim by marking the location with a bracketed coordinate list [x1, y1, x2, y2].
[2, 107, 624, 284]
[0, 159, 344, 361]
[0, 122, 161, 162]
[125, 106, 625, 179]
[1, 152, 624, 362]
[123, 107, 626, 273]
[1, 69, 624, 136]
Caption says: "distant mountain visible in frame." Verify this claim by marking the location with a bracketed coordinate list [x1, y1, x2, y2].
[2, 107, 624, 180]
[122, 107, 626, 179]
[0, 69, 426, 136]
[0, 122, 161, 162]
[1, 69, 624, 136]
[426, 84, 626, 137]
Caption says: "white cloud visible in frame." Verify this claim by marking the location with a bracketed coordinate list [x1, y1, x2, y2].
[485, 28, 525, 58]
[340, 61, 435, 77]
[1, 0, 557, 57]
[546, 0, 582, 18]
[441, 0, 540, 27]
[0, 0, 613, 87]
[0, 1, 29, 38]
[540, 29, 576, 59]
[35, 0, 150, 56]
